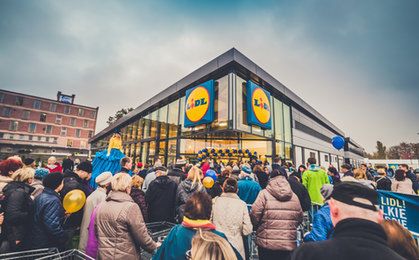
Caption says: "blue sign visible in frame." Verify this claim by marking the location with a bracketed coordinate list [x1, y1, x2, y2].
[184, 80, 215, 127]
[246, 81, 272, 129]
[378, 190, 419, 237]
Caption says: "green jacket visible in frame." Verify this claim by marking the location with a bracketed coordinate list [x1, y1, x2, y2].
[302, 166, 330, 205]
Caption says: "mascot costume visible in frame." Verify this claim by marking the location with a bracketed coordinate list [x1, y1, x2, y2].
[90, 132, 125, 188]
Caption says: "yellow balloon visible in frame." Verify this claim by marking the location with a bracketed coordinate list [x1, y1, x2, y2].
[203, 176, 214, 189]
[63, 189, 86, 213]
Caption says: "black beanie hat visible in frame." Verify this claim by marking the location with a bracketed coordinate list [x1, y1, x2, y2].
[331, 181, 378, 211]
[24, 158, 35, 166]
[78, 161, 92, 173]
[43, 172, 63, 190]
[270, 166, 287, 179]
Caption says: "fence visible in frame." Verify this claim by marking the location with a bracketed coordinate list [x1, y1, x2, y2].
[0, 248, 93, 260]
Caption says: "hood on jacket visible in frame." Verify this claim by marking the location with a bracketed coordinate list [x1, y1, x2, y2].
[168, 168, 184, 177]
[308, 164, 320, 172]
[180, 179, 202, 193]
[266, 176, 292, 201]
[153, 175, 175, 187]
[3, 181, 35, 196]
[63, 170, 82, 182]
[107, 191, 134, 203]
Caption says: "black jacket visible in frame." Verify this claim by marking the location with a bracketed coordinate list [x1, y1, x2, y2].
[2, 181, 34, 249]
[291, 218, 404, 260]
[30, 188, 67, 250]
[288, 176, 311, 212]
[145, 175, 177, 223]
[254, 170, 269, 189]
[61, 170, 89, 229]
[168, 168, 185, 186]
[62, 158, 74, 172]
[374, 176, 392, 191]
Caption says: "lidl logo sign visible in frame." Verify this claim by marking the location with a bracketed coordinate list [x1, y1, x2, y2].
[184, 80, 214, 127]
[247, 81, 272, 129]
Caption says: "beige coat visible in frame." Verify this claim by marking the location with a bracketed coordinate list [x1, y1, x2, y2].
[78, 187, 107, 252]
[392, 179, 415, 195]
[95, 191, 157, 260]
[211, 192, 253, 259]
[251, 176, 303, 251]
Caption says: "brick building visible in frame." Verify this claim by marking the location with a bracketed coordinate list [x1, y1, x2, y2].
[0, 89, 98, 160]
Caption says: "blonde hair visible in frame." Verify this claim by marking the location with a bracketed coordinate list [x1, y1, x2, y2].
[132, 175, 144, 189]
[48, 156, 56, 165]
[191, 229, 237, 260]
[187, 166, 203, 187]
[111, 172, 132, 192]
[354, 168, 366, 180]
[13, 167, 35, 183]
[377, 168, 386, 176]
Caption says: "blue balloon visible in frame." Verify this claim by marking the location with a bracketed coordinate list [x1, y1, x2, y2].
[198, 150, 202, 154]
[206, 170, 217, 181]
[332, 136, 345, 150]
[211, 149, 215, 153]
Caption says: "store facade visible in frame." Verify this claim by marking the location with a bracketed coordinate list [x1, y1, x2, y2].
[90, 48, 364, 167]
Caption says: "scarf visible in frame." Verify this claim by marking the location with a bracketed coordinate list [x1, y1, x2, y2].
[182, 216, 216, 230]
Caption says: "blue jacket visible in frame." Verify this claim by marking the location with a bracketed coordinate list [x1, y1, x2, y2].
[30, 188, 67, 250]
[237, 177, 261, 205]
[304, 203, 333, 242]
[153, 225, 242, 260]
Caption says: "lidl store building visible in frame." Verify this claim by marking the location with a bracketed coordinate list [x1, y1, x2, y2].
[89, 48, 364, 168]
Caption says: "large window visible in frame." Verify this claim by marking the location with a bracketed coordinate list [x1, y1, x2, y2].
[15, 96, 23, 106]
[274, 98, 284, 141]
[136, 119, 144, 140]
[236, 75, 251, 132]
[9, 121, 18, 131]
[159, 105, 168, 139]
[2, 107, 12, 117]
[49, 103, 57, 112]
[33, 100, 41, 109]
[22, 110, 30, 120]
[40, 113, 47, 122]
[211, 75, 229, 130]
[150, 110, 158, 139]
[45, 125, 53, 134]
[70, 117, 76, 126]
[28, 123, 36, 133]
[167, 100, 179, 138]
[283, 104, 292, 143]
[143, 114, 151, 139]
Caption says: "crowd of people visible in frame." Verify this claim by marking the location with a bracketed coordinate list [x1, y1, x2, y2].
[0, 154, 418, 260]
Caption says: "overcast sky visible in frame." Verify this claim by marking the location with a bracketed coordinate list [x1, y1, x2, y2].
[1, 0, 418, 152]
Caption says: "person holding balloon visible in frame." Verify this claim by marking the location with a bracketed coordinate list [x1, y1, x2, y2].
[30, 172, 68, 250]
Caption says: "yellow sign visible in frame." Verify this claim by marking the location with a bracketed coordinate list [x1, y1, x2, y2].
[185, 86, 210, 123]
[252, 88, 271, 124]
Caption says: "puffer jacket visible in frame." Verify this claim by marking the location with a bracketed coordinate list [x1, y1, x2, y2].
[130, 187, 149, 222]
[304, 202, 333, 242]
[146, 175, 177, 223]
[176, 179, 206, 222]
[2, 181, 34, 249]
[391, 179, 415, 195]
[31, 179, 44, 198]
[211, 193, 253, 259]
[251, 176, 303, 251]
[30, 188, 67, 250]
[95, 191, 156, 260]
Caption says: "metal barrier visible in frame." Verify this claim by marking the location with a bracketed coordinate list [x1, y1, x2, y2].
[0, 248, 58, 260]
[37, 249, 94, 260]
[141, 221, 176, 260]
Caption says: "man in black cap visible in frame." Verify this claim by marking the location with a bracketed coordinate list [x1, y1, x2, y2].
[340, 163, 354, 177]
[292, 182, 404, 260]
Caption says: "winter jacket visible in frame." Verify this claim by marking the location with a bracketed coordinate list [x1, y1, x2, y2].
[211, 193, 253, 259]
[45, 164, 62, 173]
[78, 187, 107, 252]
[251, 176, 303, 251]
[374, 176, 392, 191]
[254, 170, 269, 189]
[61, 170, 90, 228]
[392, 179, 415, 195]
[62, 158, 74, 172]
[31, 179, 44, 198]
[304, 202, 333, 242]
[288, 176, 311, 212]
[95, 191, 156, 260]
[292, 218, 404, 260]
[85, 205, 99, 258]
[30, 188, 67, 250]
[153, 224, 242, 260]
[406, 170, 418, 194]
[302, 166, 330, 205]
[206, 182, 223, 198]
[146, 175, 177, 223]
[0, 175, 13, 195]
[2, 181, 34, 249]
[142, 171, 156, 192]
[237, 176, 261, 205]
[176, 179, 206, 222]
[168, 168, 185, 185]
[130, 187, 149, 222]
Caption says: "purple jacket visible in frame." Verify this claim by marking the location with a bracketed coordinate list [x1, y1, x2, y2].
[85, 205, 99, 258]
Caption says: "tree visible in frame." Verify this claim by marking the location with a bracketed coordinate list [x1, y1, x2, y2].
[107, 107, 134, 125]
[376, 141, 387, 159]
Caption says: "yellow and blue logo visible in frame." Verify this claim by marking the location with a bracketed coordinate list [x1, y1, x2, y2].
[247, 81, 272, 129]
[184, 80, 214, 127]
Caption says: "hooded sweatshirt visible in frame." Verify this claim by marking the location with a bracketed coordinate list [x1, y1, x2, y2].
[302, 165, 330, 205]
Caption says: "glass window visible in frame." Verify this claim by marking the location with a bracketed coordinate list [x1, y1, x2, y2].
[180, 97, 191, 133]
[0, 93, 4, 103]
[2, 107, 12, 117]
[9, 121, 18, 131]
[285, 143, 292, 160]
[135, 143, 141, 163]
[150, 110, 158, 139]
[179, 139, 207, 154]
[91, 110, 97, 119]
[143, 115, 151, 139]
[130, 144, 135, 158]
[67, 139, 73, 147]
[28, 123, 36, 133]
[70, 117, 76, 126]
[236, 75, 251, 132]
[168, 100, 179, 138]
[76, 129, 81, 138]
[131, 121, 138, 141]
[83, 119, 89, 128]
[40, 113, 47, 122]
[149, 141, 156, 159]
[45, 125, 53, 134]
[55, 115, 62, 124]
[49, 103, 57, 112]
[78, 108, 84, 116]
[159, 105, 168, 139]
[283, 104, 292, 143]
[64, 106, 71, 114]
[141, 142, 149, 164]
[275, 141, 285, 158]
[136, 119, 144, 140]
[61, 127, 67, 136]
[15, 96, 23, 106]
[159, 140, 166, 155]
[22, 110, 30, 120]
[274, 98, 284, 141]
[88, 130, 93, 138]
[126, 124, 133, 141]
[80, 141, 86, 148]
[33, 100, 41, 109]
[211, 75, 229, 130]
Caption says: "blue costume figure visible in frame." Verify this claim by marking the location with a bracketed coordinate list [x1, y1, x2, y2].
[91, 132, 125, 188]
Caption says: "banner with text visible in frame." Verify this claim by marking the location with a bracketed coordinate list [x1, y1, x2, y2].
[378, 190, 419, 237]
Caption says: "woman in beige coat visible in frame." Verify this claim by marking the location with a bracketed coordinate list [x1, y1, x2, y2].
[392, 169, 416, 195]
[95, 172, 159, 260]
[211, 177, 253, 259]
